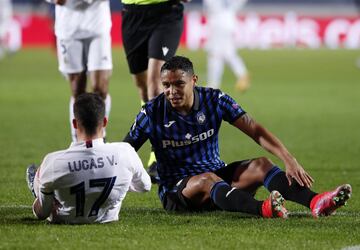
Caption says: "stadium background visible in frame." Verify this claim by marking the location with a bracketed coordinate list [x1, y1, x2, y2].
[8, 0, 360, 49]
[0, 1, 359, 249]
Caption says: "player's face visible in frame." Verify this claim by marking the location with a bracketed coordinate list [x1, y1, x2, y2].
[161, 69, 197, 113]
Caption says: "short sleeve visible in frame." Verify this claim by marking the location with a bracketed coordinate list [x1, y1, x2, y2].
[127, 107, 151, 149]
[218, 92, 246, 123]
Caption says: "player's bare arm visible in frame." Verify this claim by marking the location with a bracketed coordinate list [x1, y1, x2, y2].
[232, 114, 314, 188]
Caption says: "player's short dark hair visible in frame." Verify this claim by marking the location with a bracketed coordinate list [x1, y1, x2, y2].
[160, 56, 194, 75]
[73, 93, 105, 136]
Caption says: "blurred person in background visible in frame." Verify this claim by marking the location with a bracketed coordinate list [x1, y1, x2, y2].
[45, 0, 113, 141]
[354, 0, 360, 68]
[0, 0, 22, 59]
[204, 0, 250, 92]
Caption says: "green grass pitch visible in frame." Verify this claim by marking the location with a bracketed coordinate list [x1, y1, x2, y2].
[0, 47, 359, 249]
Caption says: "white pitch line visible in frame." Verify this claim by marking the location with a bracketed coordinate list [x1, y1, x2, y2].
[0, 205, 32, 209]
[289, 211, 357, 216]
[0, 206, 357, 216]
[342, 245, 360, 250]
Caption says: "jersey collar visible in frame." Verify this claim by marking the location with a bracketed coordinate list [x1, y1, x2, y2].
[70, 138, 105, 148]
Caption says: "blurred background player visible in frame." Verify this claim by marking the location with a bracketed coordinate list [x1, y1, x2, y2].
[46, 0, 113, 141]
[121, 0, 189, 178]
[26, 93, 151, 224]
[0, 0, 22, 60]
[204, 0, 250, 92]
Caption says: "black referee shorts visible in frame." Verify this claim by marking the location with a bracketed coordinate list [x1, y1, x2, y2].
[121, 1, 184, 74]
[160, 160, 251, 212]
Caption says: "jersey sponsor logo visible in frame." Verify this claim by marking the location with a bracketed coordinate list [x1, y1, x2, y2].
[164, 120, 176, 128]
[196, 112, 206, 124]
[162, 46, 169, 56]
[68, 155, 117, 172]
[162, 129, 215, 148]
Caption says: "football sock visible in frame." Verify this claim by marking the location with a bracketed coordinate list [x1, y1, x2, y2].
[210, 181, 262, 215]
[69, 96, 77, 142]
[105, 94, 111, 119]
[207, 54, 223, 89]
[104, 94, 111, 138]
[226, 52, 248, 78]
[264, 166, 317, 208]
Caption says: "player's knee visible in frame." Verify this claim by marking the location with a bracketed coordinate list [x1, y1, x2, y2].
[93, 86, 107, 99]
[196, 172, 222, 191]
[69, 73, 86, 98]
[250, 157, 274, 179]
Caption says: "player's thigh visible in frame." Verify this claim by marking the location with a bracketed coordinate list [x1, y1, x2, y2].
[228, 158, 274, 191]
[121, 9, 150, 74]
[56, 38, 84, 74]
[148, 14, 183, 61]
[87, 34, 112, 72]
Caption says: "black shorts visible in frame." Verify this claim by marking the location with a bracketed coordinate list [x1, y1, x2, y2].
[121, 1, 184, 74]
[160, 160, 251, 212]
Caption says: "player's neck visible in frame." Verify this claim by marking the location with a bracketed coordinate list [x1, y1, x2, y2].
[76, 129, 104, 142]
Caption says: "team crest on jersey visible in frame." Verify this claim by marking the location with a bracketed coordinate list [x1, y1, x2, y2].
[232, 103, 239, 109]
[196, 112, 206, 124]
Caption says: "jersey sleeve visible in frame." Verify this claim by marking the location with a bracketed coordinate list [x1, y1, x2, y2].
[126, 145, 152, 193]
[124, 107, 151, 151]
[218, 92, 246, 123]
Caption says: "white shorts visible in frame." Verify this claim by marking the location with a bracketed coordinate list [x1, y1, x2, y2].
[56, 34, 113, 74]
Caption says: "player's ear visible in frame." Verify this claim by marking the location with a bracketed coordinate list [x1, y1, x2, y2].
[192, 74, 198, 86]
[103, 117, 108, 128]
[72, 119, 78, 129]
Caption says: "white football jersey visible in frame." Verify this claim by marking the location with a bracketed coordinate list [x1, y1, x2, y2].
[49, 0, 112, 39]
[35, 138, 151, 224]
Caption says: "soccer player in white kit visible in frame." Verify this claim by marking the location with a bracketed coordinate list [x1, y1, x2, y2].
[204, 0, 250, 92]
[46, 0, 113, 141]
[0, 0, 21, 59]
[26, 93, 151, 224]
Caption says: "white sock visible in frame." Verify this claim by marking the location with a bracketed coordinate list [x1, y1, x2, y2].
[225, 50, 247, 78]
[207, 54, 224, 89]
[69, 96, 77, 142]
[104, 94, 111, 138]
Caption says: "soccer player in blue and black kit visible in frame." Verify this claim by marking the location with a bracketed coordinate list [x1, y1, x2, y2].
[124, 56, 352, 218]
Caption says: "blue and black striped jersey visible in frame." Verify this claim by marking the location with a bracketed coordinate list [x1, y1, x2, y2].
[127, 86, 246, 189]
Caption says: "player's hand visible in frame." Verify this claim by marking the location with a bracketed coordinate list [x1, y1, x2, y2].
[55, 0, 66, 5]
[284, 158, 314, 188]
[51, 198, 62, 216]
